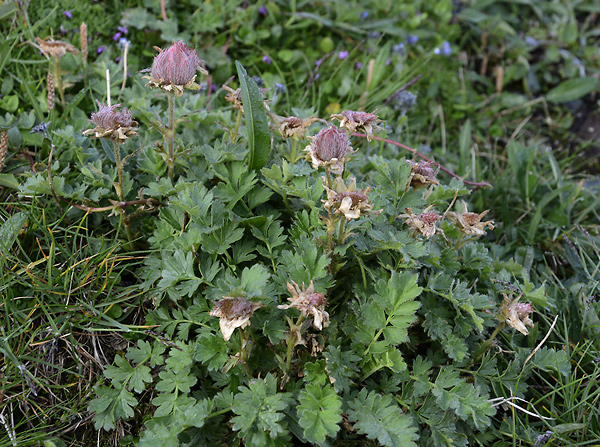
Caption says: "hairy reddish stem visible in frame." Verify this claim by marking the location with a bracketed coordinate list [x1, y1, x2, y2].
[352, 133, 492, 189]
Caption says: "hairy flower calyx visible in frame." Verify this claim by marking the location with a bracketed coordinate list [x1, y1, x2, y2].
[82, 100, 138, 143]
[143, 41, 208, 96]
[305, 126, 351, 175]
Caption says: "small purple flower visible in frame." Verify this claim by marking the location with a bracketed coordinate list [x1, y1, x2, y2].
[112, 32, 122, 42]
[392, 42, 405, 54]
[262, 55, 272, 64]
[315, 58, 322, 67]
[315, 73, 320, 80]
[117, 26, 128, 34]
[434, 41, 451, 56]
[97, 46, 107, 54]
[386, 58, 391, 66]
[407, 35, 418, 45]
[274, 83, 286, 94]
[360, 11, 369, 19]
[259, 5, 267, 16]
[63, 10, 72, 19]
[119, 37, 130, 50]
[355, 62, 363, 70]
[368, 31, 381, 39]
[338, 51, 349, 60]
[115, 56, 121, 63]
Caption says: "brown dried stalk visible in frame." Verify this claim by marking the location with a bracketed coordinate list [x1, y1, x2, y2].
[80, 22, 88, 67]
[0, 131, 8, 173]
[47, 71, 55, 110]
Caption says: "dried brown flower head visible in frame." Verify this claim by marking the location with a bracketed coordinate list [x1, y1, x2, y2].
[498, 294, 534, 335]
[305, 126, 351, 175]
[209, 297, 262, 341]
[278, 281, 329, 331]
[0, 131, 8, 174]
[35, 37, 79, 58]
[447, 201, 494, 237]
[323, 177, 380, 220]
[276, 116, 321, 139]
[82, 100, 138, 143]
[143, 41, 208, 96]
[398, 205, 443, 239]
[331, 110, 382, 141]
[406, 160, 440, 188]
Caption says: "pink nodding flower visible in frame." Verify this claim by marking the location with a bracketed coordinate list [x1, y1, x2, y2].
[151, 41, 201, 86]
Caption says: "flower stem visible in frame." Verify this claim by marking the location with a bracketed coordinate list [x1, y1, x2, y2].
[473, 322, 505, 363]
[167, 93, 176, 180]
[284, 315, 304, 375]
[112, 140, 124, 202]
[239, 327, 253, 379]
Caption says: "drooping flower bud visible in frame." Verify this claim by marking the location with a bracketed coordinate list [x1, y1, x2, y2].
[305, 126, 351, 175]
[398, 205, 443, 239]
[447, 201, 494, 237]
[143, 41, 208, 96]
[322, 176, 380, 220]
[406, 160, 440, 188]
[82, 100, 138, 143]
[209, 297, 262, 341]
[497, 294, 534, 335]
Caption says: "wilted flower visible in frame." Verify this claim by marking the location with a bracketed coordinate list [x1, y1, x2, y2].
[143, 41, 208, 96]
[278, 281, 329, 331]
[82, 100, 138, 143]
[35, 37, 79, 58]
[209, 297, 262, 341]
[305, 126, 351, 175]
[497, 294, 534, 335]
[447, 201, 494, 237]
[406, 160, 439, 188]
[398, 205, 442, 239]
[222, 84, 270, 113]
[270, 114, 321, 139]
[323, 176, 379, 220]
[331, 110, 382, 141]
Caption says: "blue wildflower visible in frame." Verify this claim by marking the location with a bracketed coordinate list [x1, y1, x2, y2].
[262, 55, 272, 64]
[112, 32, 121, 42]
[392, 42, 405, 54]
[274, 83, 286, 94]
[63, 10, 72, 19]
[97, 46, 107, 54]
[118, 37, 130, 50]
[252, 76, 265, 87]
[338, 51, 348, 60]
[525, 36, 539, 47]
[361, 11, 369, 19]
[407, 35, 418, 45]
[259, 5, 267, 15]
[355, 62, 363, 69]
[118, 26, 128, 34]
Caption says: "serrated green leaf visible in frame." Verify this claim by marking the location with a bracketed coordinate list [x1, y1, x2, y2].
[297, 383, 341, 444]
[348, 389, 418, 447]
[236, 61, 270, 171]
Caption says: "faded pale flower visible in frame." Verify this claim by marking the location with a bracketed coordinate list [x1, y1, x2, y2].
[209, 297, 262, 341]
[35, 37, 79, 58]
[331, 110, 382, 141]
[498, 294, 534, 335]
[143, 41, 208, 96]
[305, 126, 351, 175]
[447, 201, 494, 237]
[406, 160, 439, 188]
[276, 116, 321, 139]
[82, 100, 138, 143]
[398, 205, 442, 239]
[278, 281, 329, 330]
[222, 85, 270, 113]
[323, 176, 380, 220]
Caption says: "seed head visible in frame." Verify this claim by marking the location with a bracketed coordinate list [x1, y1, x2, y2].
[278, 281, 329, 331]
[331, 110, 382, 141]
[209, 297, 262, 341]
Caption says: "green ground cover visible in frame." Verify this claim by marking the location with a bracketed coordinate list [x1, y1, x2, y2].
[0, 0, 599, 446]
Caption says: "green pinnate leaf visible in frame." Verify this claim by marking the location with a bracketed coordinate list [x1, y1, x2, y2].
[89, 386, 137, 430]
[348, 389, 418, 447]
[297, 383, 341, 444]
[231, 374, 291, 445]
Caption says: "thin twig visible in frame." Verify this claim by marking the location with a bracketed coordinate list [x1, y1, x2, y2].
[353, 133, 492, 189]
[60, 197, 165, 213]
[523, 314, 559, 368]
[383, 74, 423, 106]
